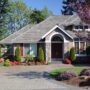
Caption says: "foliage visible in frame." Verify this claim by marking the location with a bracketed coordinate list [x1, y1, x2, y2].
[61, 0, 75, 15]
[46, 61, 51, 65]
[69, 0, 90, 24]
[7, 0, 31, 34]
[30, 9, 45, 24]
[24, 55, 34, 62]
[50, 67, 87, 77]
[3, 59, 11, 66]
[70, 47, 76, 61]
[41, 6, 53, 18]
[37, 47, 44, 62]
[0, 0, 10, 40]
[86, 46, 90, 55]
[56, 71, 77, 80]
[0, 46, 2, 58]
[80, 69, 90, 76]
[15, 46, 21, 61]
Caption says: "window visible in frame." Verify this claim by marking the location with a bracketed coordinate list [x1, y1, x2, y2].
[24, 44, 30, 55]
[84, 26, 88, 29]
[80, 42, 86, 54]
[75, 42, 79, 54]
[75, 41, 86, 55]
[7, 45, 14, 55]
[79, 25, 83, 29]
[75, 26, 79, 29]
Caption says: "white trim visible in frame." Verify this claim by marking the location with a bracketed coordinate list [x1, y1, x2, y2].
[49, 33, 64, 60]
[42, 25, 73, 39]
[46, 32, 70, 43]
[76, 54, 87, 57]
[74, 40, 86, 55]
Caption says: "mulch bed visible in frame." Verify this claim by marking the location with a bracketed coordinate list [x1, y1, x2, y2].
[61, 77, 90, 90]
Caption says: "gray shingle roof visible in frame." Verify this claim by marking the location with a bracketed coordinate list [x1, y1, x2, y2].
[0, 14, 82, 44]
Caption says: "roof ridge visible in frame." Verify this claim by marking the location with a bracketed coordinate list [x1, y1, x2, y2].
[0, 24, 32, 43]
[11, 16, 55, 42]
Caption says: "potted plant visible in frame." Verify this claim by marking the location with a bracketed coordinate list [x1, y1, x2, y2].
[24, 55, 34, 65]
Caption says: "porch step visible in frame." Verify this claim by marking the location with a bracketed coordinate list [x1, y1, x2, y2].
[51, 60, 63, 64]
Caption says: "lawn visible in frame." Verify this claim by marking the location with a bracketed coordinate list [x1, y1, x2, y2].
[50, 67, 90, 76]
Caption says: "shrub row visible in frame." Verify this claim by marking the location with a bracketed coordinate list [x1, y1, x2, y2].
[56, 69, 90, 81]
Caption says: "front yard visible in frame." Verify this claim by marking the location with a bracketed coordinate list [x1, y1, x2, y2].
[50, 67, 90, 90]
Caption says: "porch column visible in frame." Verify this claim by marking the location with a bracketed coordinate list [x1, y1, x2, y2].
[64, 42, 74, 59]
[46, 42, 51, 63]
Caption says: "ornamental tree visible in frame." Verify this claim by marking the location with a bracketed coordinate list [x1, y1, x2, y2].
[69, 0, 90, 24]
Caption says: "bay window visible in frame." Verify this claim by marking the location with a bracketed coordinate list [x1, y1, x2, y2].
[75, 40, 86, 55]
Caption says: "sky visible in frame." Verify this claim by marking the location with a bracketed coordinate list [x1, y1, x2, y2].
[23, 0, 63, 15]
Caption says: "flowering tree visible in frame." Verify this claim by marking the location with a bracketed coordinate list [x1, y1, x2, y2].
[69, 0, 90, 24]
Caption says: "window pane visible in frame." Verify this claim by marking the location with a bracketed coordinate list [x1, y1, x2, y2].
[30, 44, 37, 57]
[7, 45, 13, 55]
[75, 26, 79, 29]
[84, 26, 88, 29]
[80, 42, 86, 54]
[75, 42, 79, 54]
[24, 44, 30, 55]
[79, 25, 83, 29]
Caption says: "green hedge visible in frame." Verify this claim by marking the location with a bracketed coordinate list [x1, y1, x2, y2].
[70, 47, 76, 61]
[15, 46, 21, 61]
[37, 47, 44, 62]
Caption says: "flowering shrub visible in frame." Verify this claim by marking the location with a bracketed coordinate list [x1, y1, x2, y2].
[3, 59, 11, 67]
[36, 61, 41, 65]
[57, 71, 77, 81]
[70, 47, 76, 61]
[80, 69, 90, 76]
[66, 58, 71, 64]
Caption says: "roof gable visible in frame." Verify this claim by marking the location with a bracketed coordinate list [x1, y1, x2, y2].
[0, 14, 82, 44]
[42, 25, 73, 39]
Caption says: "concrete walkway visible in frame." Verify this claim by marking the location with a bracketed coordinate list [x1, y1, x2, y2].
[0, 64, 84, 90]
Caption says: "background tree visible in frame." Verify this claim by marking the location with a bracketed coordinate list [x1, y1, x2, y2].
[41, 6, 53, 18]
[30, 9, 45, 24]
[0, 0, 9, 40]
[69, 0, 90, 24]
[7, 0, 32, 34]
[61, 0, 75, 15]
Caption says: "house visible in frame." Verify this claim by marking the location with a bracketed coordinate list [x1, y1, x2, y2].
[0, 14, 90, 63]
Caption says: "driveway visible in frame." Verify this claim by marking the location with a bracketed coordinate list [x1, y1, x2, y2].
[0, 64, 84, 90]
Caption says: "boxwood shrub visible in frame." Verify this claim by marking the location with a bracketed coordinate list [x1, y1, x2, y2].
[70, 47, 76, 61]
[37, 47, 44, 62]
[15, 46, 21, 62]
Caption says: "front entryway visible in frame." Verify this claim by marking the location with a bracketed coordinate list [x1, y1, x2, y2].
[51, 35, 63, 60]
[51, 43, 63, 58]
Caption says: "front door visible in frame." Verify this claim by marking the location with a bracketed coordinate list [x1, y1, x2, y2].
[51, 43, 63, 59]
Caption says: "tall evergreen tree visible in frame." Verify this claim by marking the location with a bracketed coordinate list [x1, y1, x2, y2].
[30, 9, 45, 24]
[61, 0, 75, 15]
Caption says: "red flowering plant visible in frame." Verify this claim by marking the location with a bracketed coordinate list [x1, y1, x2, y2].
[66, 58, 71, 64]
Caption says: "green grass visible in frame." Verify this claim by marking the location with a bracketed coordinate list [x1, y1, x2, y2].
[50, 67, 90, 76]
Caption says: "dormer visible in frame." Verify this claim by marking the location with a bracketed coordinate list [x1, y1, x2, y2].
[73, 25, 89, 32]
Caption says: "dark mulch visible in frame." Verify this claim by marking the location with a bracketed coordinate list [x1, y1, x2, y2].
[61, 77, 90, 90]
